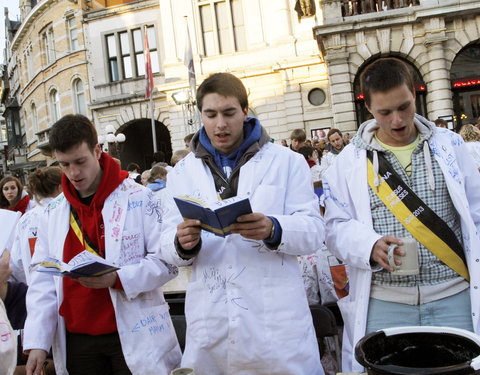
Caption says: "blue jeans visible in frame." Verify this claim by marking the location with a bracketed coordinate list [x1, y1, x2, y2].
[366, 288, 473, 333]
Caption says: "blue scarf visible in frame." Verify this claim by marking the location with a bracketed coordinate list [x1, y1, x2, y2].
[147, 179, 166, 192]
[199, 117, 262, 177]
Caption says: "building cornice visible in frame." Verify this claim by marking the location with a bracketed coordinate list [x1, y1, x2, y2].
[83, 0, 158, 22]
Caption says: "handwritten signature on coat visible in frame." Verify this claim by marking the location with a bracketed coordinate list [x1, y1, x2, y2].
[202, 266, 249, 310]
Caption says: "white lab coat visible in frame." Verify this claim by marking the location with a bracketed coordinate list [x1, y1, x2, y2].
[23, 179, 181, 375]
[10, 197, 54, 285]
[161, 142, 325, 375]
[324, 124, 480, 372]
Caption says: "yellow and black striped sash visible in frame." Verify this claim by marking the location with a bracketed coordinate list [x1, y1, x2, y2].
[69, 207, 100, 256]
[367, 150, 469, 281]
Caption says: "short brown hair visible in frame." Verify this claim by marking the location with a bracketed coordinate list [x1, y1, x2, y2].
[49, 114, 98, 153]
[148, 165, 168, 183]
[360, 58, 415, 108]
[290, 128, 306, 142]
[196, 73, 248, 112]
[327, 128, 342, 141]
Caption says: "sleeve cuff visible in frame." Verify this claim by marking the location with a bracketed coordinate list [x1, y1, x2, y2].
[263, 216, 282, 250]
[175, 236, 202, 260]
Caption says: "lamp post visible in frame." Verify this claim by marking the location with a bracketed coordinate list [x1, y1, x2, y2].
[172, 89, 201, 134]
[104, 124, 126, 160]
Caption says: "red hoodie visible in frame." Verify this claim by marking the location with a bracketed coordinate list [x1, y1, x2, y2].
[59, 152, 128, 335]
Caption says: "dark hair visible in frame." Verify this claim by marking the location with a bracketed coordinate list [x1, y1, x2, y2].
[434, 118, 447, 127]
[298, 146, 314, 160]
[327, 128, 342, 140]
[152, 151, 166, 163]
[360, 58, 415, 107]
[49, 114, 98, 153]
[0, 176, 23, 208]
[290, 128, 307, 142]
[27, 167, 62, 200]
[126, 163, 140, 172]
[196, 73, 248, 112]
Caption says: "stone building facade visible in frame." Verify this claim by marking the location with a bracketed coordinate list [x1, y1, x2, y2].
[3, 0, 89, 176]
[314, 0, 480, 133]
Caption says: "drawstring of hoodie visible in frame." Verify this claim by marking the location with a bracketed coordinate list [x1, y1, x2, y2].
[423, 141, 435, 191]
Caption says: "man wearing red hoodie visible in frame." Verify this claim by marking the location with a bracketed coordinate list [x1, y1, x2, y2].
[23, 115, 181, 375]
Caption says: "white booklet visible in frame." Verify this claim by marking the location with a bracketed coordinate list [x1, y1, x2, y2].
[37, 250, 119, 278]
[0, 209, 22, 255]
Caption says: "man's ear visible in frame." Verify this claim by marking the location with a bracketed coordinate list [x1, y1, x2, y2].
[94, 143, 102, 159]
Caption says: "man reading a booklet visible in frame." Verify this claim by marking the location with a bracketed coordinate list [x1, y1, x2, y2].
[161, 73, 325, 374]
[23, 114, 181, 375]
[323, 58, 480, 373]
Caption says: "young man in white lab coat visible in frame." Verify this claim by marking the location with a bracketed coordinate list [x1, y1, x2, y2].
[161, 73, 325, 375]
[24, 114, 181, 375]
[324, 58, 480, 372]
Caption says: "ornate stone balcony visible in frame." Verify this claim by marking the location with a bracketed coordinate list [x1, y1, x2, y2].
[340, 0, 420, 17]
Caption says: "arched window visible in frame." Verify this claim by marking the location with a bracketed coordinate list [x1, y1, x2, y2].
[73, 79, 86, 115]
[49, 89, 61, 122]
[31, 102, 38, 134]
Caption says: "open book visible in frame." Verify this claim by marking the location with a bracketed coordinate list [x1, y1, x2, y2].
[37, 250, 119, 278]
[173, 195, 252, 237]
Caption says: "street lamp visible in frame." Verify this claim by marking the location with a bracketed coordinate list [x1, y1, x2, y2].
[104, 124, 126, 160]
[171, 89, 201, 133]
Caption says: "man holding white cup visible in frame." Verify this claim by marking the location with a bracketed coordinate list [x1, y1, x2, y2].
[324, 58, 480, 373]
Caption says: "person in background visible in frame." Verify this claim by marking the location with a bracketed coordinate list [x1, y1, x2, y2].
[171, 149, 190, 167]
[0, 176, 34, 215]
[140, 169, 151, 186]
[434, 118, 448, 128]
[298, 146, 322, 183]
[343, 132, 351, 145]
[10, 167, 63, 285]
[146, 166, 167, 193]
[281, 139, 289, 147]
[23, 114, 181, 375]
[324, 57, 480, 372]
[459, 123, 480, 170]
[319, 128, 345, 178]
[290, 128, 307, 151]
[184, 133, 195, 151]
[126, 163, 142, 184]
[161, 72, 325, 374]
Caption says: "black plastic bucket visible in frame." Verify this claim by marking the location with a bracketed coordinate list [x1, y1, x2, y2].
[355, 326, 480, 375]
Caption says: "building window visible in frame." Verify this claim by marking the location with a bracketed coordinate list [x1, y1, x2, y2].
[67, 17, 79, 51]
[31, 103, 38, 134]
[49, 89, 61, 122]
[198, 0, 246, 56]
[105, 26, 159, 82]
[73, 79, 87, 115]
[41, 26, 56, 65]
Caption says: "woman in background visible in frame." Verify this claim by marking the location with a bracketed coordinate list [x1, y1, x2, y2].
[10, 167, 62, 285]
[0, 176, 33, 215]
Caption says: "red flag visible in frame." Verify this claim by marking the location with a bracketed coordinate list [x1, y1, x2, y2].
[144, 26, 154, 99]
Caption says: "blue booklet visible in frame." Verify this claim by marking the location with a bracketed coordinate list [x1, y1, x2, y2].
[173, 195, 252, 237]
[37, 250, 119, 278]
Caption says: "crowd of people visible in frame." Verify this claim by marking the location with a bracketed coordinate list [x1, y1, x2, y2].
[1, 58, 480, 375]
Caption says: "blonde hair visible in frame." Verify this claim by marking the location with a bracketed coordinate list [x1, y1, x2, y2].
[460, 123, 480, 143]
